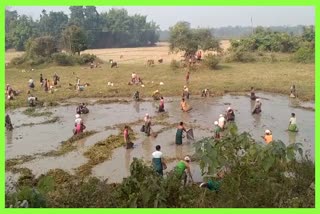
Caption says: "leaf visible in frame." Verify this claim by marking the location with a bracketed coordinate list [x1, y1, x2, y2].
[262, 156, 275, 172]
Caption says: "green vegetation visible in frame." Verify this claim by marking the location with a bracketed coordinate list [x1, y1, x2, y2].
[227, 26, 314, 63]
[6, 126, 314, 208]
[43, 131, 97, 157]
[76, 126, 136, 176]
[203, 53, 221, 70]
[169, 21, 220, 56]
[6, 7, 159, 51]
[22, 108, 53, 117]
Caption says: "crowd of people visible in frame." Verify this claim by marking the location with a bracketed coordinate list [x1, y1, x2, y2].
[5, 63, 301, 190]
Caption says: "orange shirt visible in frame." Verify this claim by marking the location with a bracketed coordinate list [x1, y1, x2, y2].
[264, 134, 273, 144]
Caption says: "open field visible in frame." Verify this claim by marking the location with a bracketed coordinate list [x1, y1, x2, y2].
[5, 41, 232, 65]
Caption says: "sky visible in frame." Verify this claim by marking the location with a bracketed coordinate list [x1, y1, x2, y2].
[9, 6, 315, 30]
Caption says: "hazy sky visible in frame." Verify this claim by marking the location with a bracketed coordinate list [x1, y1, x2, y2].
[10, 6, 314, 30]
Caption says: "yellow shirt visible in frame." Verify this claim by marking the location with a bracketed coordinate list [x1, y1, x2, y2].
[264, 135, 273, 144]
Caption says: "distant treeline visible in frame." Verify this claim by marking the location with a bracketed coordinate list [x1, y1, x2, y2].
[5, 7, 160, 51]
[159, 25, 306, 41]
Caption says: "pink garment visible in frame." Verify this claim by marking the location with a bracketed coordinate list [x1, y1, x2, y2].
[75, 124, 82, 134]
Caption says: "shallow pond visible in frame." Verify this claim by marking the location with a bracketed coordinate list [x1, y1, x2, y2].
[6, 92, 314, 184]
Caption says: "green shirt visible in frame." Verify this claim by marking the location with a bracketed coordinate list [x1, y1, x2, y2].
[207, 179, 222, 192]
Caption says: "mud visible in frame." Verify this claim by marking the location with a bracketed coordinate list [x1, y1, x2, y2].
[6, 92, 314, 185]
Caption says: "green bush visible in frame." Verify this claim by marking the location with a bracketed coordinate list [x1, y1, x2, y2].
[52, 53, 75, 66]
[80, 53, 97, 64]
[170, 59, 180, 70]
[203, 53, 220, 70]
[225, 49, 256, 63]
[292, 47, 314, 63]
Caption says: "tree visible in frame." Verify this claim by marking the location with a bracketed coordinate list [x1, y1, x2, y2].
[5, 9, 18, 49]
[83, 6, 102, 48]
[7, 15, 38, 51]
[69, 6, 85, 27]
[169, 21, 219, 56]
[38, 10, 69, 45]
[62, 25, 88, 55]
[25, 36, 57, 59]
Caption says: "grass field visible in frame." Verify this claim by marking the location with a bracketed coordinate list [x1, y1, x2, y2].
[5, 54, 314, 109]
[5, 41, 314, 109]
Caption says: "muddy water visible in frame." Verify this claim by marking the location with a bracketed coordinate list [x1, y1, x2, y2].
[6, 93, 314, 184]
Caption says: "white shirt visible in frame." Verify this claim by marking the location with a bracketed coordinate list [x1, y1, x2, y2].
[75, 118, 82, 124]
[28, 97, 36, 101]
[289, 117, 297, 125]
[218, 117, 225, 128]
[152, 151, 163, 158]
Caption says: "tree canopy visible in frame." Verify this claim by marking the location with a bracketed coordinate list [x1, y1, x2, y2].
[5, 7, 160, 52]
[169, 21, 219, 56]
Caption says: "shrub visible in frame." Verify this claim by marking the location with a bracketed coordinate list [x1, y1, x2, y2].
[25, 36, 57, 59]
[225, 49, 256, 63]
[203, 53, 220, 70]
[52, 53, 75, 66]
[292, 47, 314, 63]
[80, 53, 97, 64]
[170, 59, 180, 70]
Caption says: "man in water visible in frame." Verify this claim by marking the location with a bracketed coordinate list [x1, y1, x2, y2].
[213, 121, 221, 139]
[288, 113, 298, 132]
[175, 156, 194, 186]
[252, 99, 262, 114]
[180, 98, 190, 112]
[250, 87, 256, 100]
[226, 107, 235, 122]
[218, 114, 226, 130]
[158, 97, 165, 112]
[124, 125, 134, 149]
[262, 129, 273, 144]
[74, 114, 86, 135]
[5, 114, 13, 131]
[152, 145, 167, 176]
[144, 113, 152, 136]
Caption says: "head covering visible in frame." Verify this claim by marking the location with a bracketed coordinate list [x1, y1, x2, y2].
[256, 98, 260, 102]
[75, 114, 80, 118]
[265, 129, 271, 134]
[219, 114, 223, 117]
[184, 156, 191, 162]
[227, 107, 231, 110]
[214, 121, 218, 125]
[184, 86, 187, 88]
[145, 113, 149, 117]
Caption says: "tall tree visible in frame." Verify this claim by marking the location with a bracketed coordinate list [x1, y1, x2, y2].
[7, 15, 38, 51]
[169, 21, 218, 56]
[38, 10, 68, 45]
[62, 25, 88, 55]
[69, 6, 85, 27]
